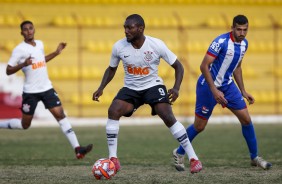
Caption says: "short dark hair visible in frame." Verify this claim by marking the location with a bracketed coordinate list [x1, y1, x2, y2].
[233, 15, 248, 27]
[20, 20, 33, 30]
[126, 14, 145, 28]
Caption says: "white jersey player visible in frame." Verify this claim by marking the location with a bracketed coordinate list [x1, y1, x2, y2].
[0, 20, 92, 159]
[92, 14, 202, 174]
[110, 35, 176, 90]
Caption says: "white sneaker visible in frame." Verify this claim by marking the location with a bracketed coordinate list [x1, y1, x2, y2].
[172, 148, 185, 171]
[251, 156, 272, 170]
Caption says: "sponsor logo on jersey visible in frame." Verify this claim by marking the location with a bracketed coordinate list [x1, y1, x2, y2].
[127, 65, 149, 75]
[210, 38, 225, 53]
[201, 106, 209, 114]
[32, 61, 46, 70]
[144, 51, 153, 62]
[22, 103, 30, 113]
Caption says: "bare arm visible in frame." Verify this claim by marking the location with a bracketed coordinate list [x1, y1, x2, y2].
[92, 66, 118, 101]
[45, 42, 67, 62]
[168, 59, 184, 103]
[233, 62, 255, 104]
[200, 54, 228, 105]
[6, 56, 33, 75]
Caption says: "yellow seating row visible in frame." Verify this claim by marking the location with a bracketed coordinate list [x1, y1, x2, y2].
[48, 66, 103, 80]
[1, 14, 282, 29]
[47, 65, 177, 80]
[84, 40, 282, 53]
[1, 0, 282, 5]
[2, 39, 281, 54]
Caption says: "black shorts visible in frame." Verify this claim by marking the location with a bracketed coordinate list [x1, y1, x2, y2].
[114, 85, 170, 117]
[21, 88, 61, 115]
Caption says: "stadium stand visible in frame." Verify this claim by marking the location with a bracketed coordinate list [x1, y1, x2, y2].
[0, 0, 281, 117]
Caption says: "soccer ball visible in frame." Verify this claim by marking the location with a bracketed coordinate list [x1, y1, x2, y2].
[92, 158, 116, 180]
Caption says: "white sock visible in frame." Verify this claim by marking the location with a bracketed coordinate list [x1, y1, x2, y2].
[0, 119, 23, 129]
[58, 118, 79, 149]
[106, 119, 119, 158]
[169, 121, 199, 161]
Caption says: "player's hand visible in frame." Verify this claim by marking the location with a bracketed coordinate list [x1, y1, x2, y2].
[56, 42, 67, 55]
[92, 89, 103, 102]
[212, 88, 228, 105]
[242, 91, 255, 105]
[168, 88, 179, 103]
[24, 56, 33, 66]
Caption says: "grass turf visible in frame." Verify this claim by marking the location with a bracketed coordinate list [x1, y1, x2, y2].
[0, 123, 281, 184]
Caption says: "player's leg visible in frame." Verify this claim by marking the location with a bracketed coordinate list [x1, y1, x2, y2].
[176, 115, 208, 155]
[44, 89, 92, 159]
[226, 82, 271, 169]
[231, 108, 272, 170]
[154, 103, 202, 173]
[174, 78, 216, 169]
[0, 92, 37, 129]
[49, 105, 93, 159]
[0, 114, 32, 129]
[107, 88, 137, 172]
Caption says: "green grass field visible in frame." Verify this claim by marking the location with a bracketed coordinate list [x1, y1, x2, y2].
[0, 123, 281, 184]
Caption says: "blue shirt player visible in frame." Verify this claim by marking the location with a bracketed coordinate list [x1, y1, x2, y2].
[172, 15, 272, 171]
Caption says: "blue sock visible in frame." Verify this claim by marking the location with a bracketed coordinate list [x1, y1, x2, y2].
[177, 124, 199, 155]
[242, 123, 258, 160]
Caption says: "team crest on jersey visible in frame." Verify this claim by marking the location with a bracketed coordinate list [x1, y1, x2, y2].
[22, 104, 30, 113]
[144, 51, 153, 62]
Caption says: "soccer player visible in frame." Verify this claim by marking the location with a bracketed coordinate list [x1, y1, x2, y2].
[0, 20, 93, 159]
[92, 14, 202, 174]
[173, 15, 272, 171]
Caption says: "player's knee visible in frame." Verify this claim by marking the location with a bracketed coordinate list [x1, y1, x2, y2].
[108, 107, 122, 119]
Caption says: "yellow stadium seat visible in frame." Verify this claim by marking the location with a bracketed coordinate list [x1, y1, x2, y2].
[4, 15, 22, 26]
[0, 15, 4, 26]
[205, 16, 227, 28]
[243, 67, 257, 79]
[48, 67, 60, 80]
[4, 41, 20, 52]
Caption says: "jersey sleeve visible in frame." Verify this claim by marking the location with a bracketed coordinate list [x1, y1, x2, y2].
[207, 36, 227, 58]
[158, 39, 177, 65]
[7, 47, 26, 67]
[109, 43, 120, 67]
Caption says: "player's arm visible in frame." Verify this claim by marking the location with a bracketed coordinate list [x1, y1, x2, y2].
[233, 62, 255, 104]
[168, 59, 183, 103]
[45, 42, 66, 62]
[200, 53, 228, 105]
[6, 56, 33, 75]
[92, 66, 117, 101]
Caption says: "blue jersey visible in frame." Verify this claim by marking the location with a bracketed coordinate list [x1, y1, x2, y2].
[201, 32, 248, 87]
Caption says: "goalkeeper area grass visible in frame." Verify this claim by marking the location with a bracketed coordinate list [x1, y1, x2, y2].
[0, 123, 281, 184]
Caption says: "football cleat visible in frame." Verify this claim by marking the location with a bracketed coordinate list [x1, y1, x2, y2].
[190, 158, 202, 174]
[110, 157, 121, 173]
[251, 156, 272, 170]
[172, 148, 185, 171]
[75, 144, 93, 159]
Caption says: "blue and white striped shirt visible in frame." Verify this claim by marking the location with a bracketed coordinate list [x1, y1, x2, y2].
[203, 32, 248, 87]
